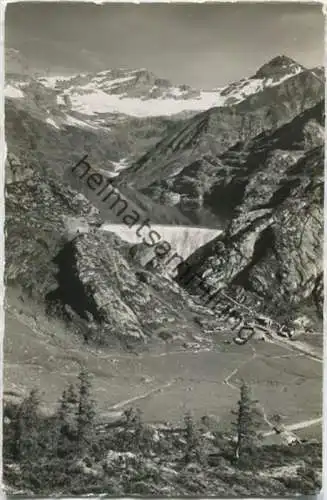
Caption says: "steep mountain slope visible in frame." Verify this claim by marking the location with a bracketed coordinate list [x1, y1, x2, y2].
[65, 158, 192, 226]
[5, 75, 190, 225]
[5, 154, 213, 348]
[5, 90, 183, 176]
[117, 56, 324, 225]
[176, 139, 324, 324]
[5, 47, 193, 176]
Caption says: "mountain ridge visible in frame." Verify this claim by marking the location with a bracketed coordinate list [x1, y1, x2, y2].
[116, 62, 324, 225]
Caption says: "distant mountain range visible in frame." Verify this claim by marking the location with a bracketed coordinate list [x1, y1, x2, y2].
[5, 50, 323, 191]
[6, 50, 323, 121]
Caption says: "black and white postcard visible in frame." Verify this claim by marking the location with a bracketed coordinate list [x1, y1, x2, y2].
[3, 2, 324, 497]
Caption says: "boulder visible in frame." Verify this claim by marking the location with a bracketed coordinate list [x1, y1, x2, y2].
[233, 337, 247, 345]
[238, 326, 254, 341]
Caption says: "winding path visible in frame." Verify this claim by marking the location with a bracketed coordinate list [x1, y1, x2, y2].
[106, 380, 176, 412]
[262, 417, 322, 437]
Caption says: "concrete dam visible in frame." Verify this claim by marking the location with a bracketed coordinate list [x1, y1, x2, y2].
[62, 217, 221, 268]
[102, 224, 221, 261]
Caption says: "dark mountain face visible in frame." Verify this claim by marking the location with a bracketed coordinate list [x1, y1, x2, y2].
[176, 140, 324, 323]
[5, 96, 184, 178]
[200, 101, 324, 220]
[117, 64, 324, 226]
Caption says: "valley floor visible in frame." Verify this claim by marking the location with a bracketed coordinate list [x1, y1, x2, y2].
[4, 287, 322, 443]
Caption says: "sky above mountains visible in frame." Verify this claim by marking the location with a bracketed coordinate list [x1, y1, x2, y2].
[5, 2, 324, 89]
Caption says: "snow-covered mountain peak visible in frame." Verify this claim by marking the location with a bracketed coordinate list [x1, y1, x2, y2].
[39, 67, 200, 101]
[35, 67, 221, 117]
[253, 55, 303, 79]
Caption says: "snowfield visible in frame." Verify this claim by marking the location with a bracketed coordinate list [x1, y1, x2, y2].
[64, 114, 100, 130]
[69, 90, 223, 117]
[54, 67, 304, 118]
[5, 85, 24, 99]
[6, 65, 305, 121]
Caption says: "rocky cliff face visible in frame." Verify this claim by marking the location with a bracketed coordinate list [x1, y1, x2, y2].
[46, 230, 216, 347]
[5, 155, 102, 296]
[176, 140, 324, 323]
[5, 156, 214, 347]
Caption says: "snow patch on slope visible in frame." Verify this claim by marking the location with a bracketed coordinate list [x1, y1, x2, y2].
[218, 66, 302, 104]
[5, 85, 24, 99]
[110, 158, 130, 176]
[46, 117, 60, 129]
[64, 114, 100, 130]
[38, 75, 75, 88]
[57, 95, 66, 106]
[265, 66, 302, 86]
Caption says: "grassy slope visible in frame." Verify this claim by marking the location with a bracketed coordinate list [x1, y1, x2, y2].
[5, 286, 322, 440]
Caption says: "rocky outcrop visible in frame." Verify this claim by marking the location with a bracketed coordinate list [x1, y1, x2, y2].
[5, 157, 213, 346]
[253, 55, 304, 79]
[177, 145, 324, 322]
[45, 230, 213, 346]
[5, 158, 102, 298]
[5, 152, 33, 184]
[46, 67, 201, 103]
[303, 119, 324, 150]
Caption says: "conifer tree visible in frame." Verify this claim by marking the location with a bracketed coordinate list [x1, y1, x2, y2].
[76, 367, 96, 451]
[14, 388, 41, 461]
[233, 382, 258, 462]
[184, 411, 204, 464]
[56, 383, 79, 456]
[131, 408, 142, 446]
[121, 407, 144, 451]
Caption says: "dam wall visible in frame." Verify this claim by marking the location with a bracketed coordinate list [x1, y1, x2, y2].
[102, 224, 221, 261]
